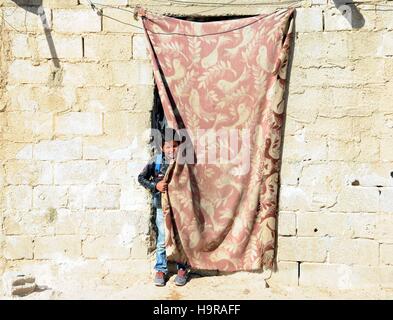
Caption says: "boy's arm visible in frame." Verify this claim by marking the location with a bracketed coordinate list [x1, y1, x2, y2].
[138, 161, 157, 192]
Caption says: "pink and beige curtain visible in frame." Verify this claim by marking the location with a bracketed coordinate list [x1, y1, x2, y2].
[139, 8, 295, 271]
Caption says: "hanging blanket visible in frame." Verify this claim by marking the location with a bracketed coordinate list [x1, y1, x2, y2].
[139, 8, 295, 271]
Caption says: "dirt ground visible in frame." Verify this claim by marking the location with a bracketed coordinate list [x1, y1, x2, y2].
[2, 271, 393, 300]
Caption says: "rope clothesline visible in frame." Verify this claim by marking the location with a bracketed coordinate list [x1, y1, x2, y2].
[2, 0, 393, 34]
[142, 9, 295, 37]
[88, 0, 393, 35]
[146, 0, 387, 7]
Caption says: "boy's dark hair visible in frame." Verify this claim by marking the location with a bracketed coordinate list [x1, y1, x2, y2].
[162, 127, 181, 144]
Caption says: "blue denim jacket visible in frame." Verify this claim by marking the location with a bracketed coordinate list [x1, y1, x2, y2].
[137, 153, 170, 208]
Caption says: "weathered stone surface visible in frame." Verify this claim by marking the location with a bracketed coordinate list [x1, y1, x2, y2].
[84, 35, 132, 60]
[55, 112, 103, 136]
[300, 263, 393, 289]
[62, 63, 111, 87]
[5, 160, 52, 185]
[82, 236, 130, 260]
[328, 238, 379, 266]
[33, 185, 68, 209]
[132, 35, 149, 59]
[2, 3, 393, 293]
[4, 236, 34, 260]
[109, 61, 154, 86]
[277, 237, 327, 263]
[52, 9, 101, 33]
[84, 184, 121, 209]
[102, 8, 143, 33]
[324, 6, 376, 32]
[6, 85, 76, 113]
[334, 187, 379, 213]
[8, 60, 50, 84]
[2, 6, 52, 32]
[37, 34, 83, 59]
[4, 186, 33, 210]
[297, 212, 352, 238]
[4, 111, 54, 143]
[381, 244, 393, 266]
[278, 212, 296, 236]
[54, 160, 107, 185]
[278, 186, 312, 211]
[266, 261, 299, 287]
[34, 236, 82, 259]
[295, 8, 323, 33]
[34, 138, 82, 161]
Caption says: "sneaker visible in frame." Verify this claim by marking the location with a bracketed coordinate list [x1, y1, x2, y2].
[154, 271, 166, 287]
[174, 269, 188, 286]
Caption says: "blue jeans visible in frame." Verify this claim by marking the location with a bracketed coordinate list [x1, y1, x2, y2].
[154, 208, 187, 274]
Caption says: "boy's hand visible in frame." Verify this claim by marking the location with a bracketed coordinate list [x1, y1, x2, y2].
[156, 181, 168, 193]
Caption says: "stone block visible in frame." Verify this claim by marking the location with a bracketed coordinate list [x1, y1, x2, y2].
[4, 111, 53, 142]
[102, 7, 143, 33]
[6, 85, 76, 113]
[37, 34, 83, 59]
[375, 214, 393, 243]
[2, 6, 52, 32]
[301, 263, 393, 289]
[278, 212, 296, 236]
[294, 32, 349, 67]
[4, 236, 34, 260]
[279, 162, 302, 186]
[52, 9, 101, 33]
[380, 188, 393, 213]
[55, 112, 103, 136]
[329, 238, 379, 266]
[5, 160, 52, 185]
[34, 138, 82, 161]
[277, 236, 327, 263]
[131, 237, 148, 259]
[334, 187, 379, 213]
[34, 235, 81, 259]
[109, 61, 153, 86]
[297, 212, 352, 237]
[132, 34, 149, 59]
[10, 34, 31, 58]
[282, 134, 327, 162]
[381, 244, 393, 265]
[84, 34, 132, 60]
[54, 160, 106, 184]
[79, 211, 138, 237]
[62, 63, 111, 87]
[120, 184, 150, 211]
[82, 236, 130, 260]
[0, 139, 26, 159]
[82, 136, 133, 160]
[4, 186, 32, 210]
[8, 60, 50, 84]
[324, 6, 376, 31]
[295, 8, 323, 32]
[33, 186, 68, 209]
[380, 136, 393, 161]
[278, 186, 312, 211]
[84, 184, 121, 209]
[266, 261, 299, 287]
[328, 139, 360, 161]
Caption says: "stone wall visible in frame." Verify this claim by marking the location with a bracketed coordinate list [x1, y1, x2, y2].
[0, 0, 392, 292]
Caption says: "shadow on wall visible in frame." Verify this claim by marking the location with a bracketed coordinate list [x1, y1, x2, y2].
[275, 9, 297, 275]
[333, 0, 365, 29]
[11, 0, 61, 69]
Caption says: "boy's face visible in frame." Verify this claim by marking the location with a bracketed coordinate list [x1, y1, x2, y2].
[163, 140, 179, 160]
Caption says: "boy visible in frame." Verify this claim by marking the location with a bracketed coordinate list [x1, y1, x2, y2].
[138, 128, 188, 287]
